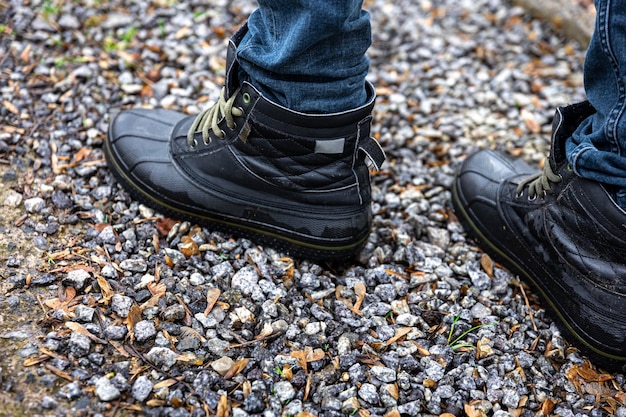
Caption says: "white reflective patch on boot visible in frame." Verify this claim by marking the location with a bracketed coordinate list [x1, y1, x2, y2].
[315, 138, 345, 154]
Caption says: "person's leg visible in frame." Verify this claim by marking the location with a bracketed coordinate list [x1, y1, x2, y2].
[236, 0, 371, 113]
[452, 0, 626, 372]
[105, 3, 385, 261]
[566, 0, 626, 206]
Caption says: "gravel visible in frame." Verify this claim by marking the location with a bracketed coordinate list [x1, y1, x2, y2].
[1, 0, 624, 416]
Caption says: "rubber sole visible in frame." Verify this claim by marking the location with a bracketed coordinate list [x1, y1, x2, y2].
[103, 135, 370, 262]
[451, 180, 626, 373]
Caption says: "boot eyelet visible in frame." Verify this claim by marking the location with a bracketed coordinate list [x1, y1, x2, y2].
[242, 92, 251, 104]
[567, 164, 573, 172]
[228, 123, 237, 131]
[219, 129, 226, 138]
[528, 194, 537, 202]
[516, 190, 524, 198]
[203, 137, 211, 145]
[189, 138, 198, 149]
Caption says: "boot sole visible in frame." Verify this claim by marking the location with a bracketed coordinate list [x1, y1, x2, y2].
[103, 134, 370, 262]
[451, 180, 626, 373]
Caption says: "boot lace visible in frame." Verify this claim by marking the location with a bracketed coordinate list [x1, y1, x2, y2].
[186, 87, 243, 146]
[516, 158, 561, 200]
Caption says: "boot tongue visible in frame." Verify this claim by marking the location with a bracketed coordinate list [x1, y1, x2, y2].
[547, 101, 596, 171]
[224, 24, 248, 99]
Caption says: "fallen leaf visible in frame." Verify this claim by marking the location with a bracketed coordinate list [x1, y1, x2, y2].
[541, 398, 555, 415]
[156, 218, 178, 236]
[180, 235, 199, 258]
[97, 275, 114, 304]
[153, 378, 180, 389]
[204, 287, 221, 315]
[216, 394, 229, 417]
[384, 410, 400, 417]
[65, 321, 108, 344]
[224, 358, 249, 380]
[127, 304, 142, 343]
[304, 346, 325, 362]
[20, 43, 31, 63]
[291, 350, 308, 373]
[385, 327, 412, 346]
[480, 253, 494, 278]
[2, 100, 19, 115]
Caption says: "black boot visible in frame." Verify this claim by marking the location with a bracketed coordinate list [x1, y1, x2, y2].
[453, 101, 626, 372]
[104, 26, 385, 261]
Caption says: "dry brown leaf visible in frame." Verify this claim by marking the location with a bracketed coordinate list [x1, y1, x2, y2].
[463, 403, 481, 417]
[541, 398, 555, 415]
[127, 304, 142, 343]
[20, 43, 31, 63]
[180, 326, 206, 343]
[65, 321, 107, 344]
[385, 383, 399, 400]
[385, 327, 412, 346]
[23, 354, 51, 367]
[282, 363, 293, 380]
[156, 218, 178, 236]
[44, 363, 73, 381]
[204, 287, 221, 316]
[303, 373, 313, 400]
[180, 235, 200, 258]
[148, 281, 167, 297]
[304, 346, 325, 362]
[242, 380, 252, 397]
[176, 352, 203, 365]
[384, 410, 401, 417]
[224, 358, 249, 380]
[353, 281, 366, 310]
[439, 414, 457, 417]
[146, 399, 166, 407]
[480, 253, 494, 278]
[216, 394, 229, 417]
[507, 408, 523, 417]
[2, 100, 19, 115]
[72, 147, 92, 164]
[291, 350, 308, 373]
[521, 109, 541, 133]
[576, 363, 614, 382]
[296, 412, 317, 417]
[97, 275, 114, 304]
[153, 378, 180, 389]
[60, 286, 77, 303]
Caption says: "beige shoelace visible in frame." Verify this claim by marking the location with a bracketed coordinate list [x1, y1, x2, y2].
[186, 87, 243, 146]
[516, 158, 562, 199]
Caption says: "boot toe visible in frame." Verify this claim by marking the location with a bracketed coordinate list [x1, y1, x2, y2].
[454, 150, 534, 218]
[108, 109, 187, 169]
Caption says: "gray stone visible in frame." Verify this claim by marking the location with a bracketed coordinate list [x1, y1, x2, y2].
[134, 320, 157, 342]
[132, 375, 153, 402]
[145, 347, 177, 370]
[95, 376, 121, 401]
[111, 294, 133, 318]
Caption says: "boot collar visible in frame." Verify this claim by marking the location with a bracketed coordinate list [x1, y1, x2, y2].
[548, 101, 596, 170]
[224, 24, 249, 99]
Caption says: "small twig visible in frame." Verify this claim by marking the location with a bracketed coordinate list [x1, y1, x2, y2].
[518, 280, 538, 332]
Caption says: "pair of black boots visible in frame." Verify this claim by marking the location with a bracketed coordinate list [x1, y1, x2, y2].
[105, 28, 626, 371]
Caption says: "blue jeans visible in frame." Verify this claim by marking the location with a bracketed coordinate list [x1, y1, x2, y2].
[566, 0, 626, 206]
[235, 0, 370, 113]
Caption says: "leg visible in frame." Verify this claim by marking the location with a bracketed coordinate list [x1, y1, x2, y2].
[453, 0, 626, 371]
[237, 0, 371, 113]
[567, 0, 626, 207]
